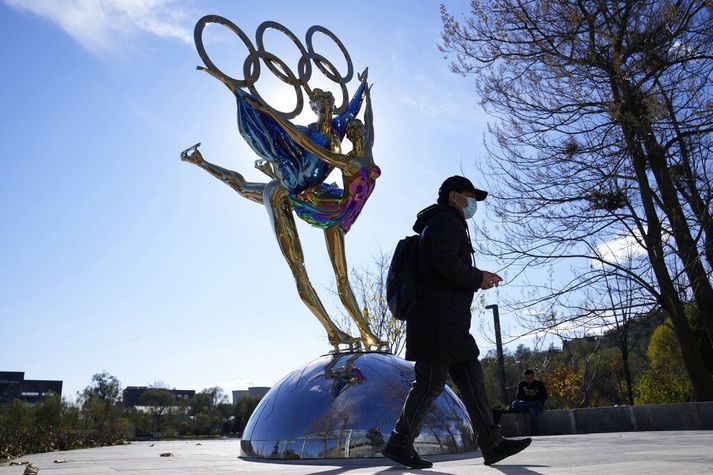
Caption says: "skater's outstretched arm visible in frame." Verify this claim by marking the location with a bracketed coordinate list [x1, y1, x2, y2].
[244, 98, 353, 172]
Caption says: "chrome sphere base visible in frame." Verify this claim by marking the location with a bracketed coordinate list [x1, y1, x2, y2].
[240, 351, 476, 459]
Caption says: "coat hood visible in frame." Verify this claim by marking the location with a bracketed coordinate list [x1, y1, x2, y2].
[413, 204, 463, 233]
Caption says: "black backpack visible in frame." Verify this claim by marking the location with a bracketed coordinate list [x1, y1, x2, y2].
[386, 234, 422, 321]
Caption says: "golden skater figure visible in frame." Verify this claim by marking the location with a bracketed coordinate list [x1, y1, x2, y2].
[181, 83, 386, 352]
[245, 85, 384, 345]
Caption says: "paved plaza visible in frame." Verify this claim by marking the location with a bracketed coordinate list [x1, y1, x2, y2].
[1, 431, 712, 474]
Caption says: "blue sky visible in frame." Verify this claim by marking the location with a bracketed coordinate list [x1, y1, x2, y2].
[0, 0, 532, 401]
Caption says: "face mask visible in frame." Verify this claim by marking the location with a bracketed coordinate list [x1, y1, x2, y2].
[457, 193, 478, 219]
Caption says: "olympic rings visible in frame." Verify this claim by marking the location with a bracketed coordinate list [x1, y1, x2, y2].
[245, 50, 303, 118]
[194, 15, 259, 89]
[255, 21, 310, 85]
[299, 52, 349, 113]
[193, 16, 357, 118]
[305, 25, 353, 83]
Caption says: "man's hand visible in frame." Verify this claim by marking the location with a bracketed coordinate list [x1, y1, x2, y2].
[480, 271, 503, 290]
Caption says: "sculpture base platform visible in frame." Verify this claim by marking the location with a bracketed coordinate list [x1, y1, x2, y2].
[240, 351, 476, 459]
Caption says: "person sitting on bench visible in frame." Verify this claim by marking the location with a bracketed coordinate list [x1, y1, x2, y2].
[494, 369, 548, 435]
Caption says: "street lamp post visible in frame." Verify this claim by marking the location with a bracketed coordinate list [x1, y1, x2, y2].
[485, 304, 508, 404]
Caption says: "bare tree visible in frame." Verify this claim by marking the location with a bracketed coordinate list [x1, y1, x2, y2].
[556, 252, 656, 404]
[440, 0, 713, 399]
[599, 270, 645, 405]
[562, 335, 603, 407]
[333, 251, 406, 356]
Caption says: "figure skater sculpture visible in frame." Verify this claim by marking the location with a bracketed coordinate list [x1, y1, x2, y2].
[181, 16, 386, 351]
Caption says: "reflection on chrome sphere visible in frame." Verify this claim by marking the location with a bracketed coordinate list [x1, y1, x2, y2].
[240, 351, 476, 459]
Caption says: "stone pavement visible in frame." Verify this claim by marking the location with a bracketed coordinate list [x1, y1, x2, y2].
[1, 431, 712, 474]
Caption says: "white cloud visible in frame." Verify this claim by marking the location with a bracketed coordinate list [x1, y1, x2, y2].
[596, 232, 647, 265]
[3, 0, 192, 54]
[400, 87, 479, 123]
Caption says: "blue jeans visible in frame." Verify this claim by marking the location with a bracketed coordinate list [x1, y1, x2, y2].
[511, 400, 542, 435]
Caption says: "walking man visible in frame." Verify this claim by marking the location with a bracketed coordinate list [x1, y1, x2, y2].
[382, 176, 532, 468]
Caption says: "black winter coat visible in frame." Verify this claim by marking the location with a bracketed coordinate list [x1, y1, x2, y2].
[404, 204, 484, 362]
[516, 380, 548, 404]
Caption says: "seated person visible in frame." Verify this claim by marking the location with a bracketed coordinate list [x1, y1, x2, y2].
[511, 369, 547, 435]
[492, 369, 548, 435]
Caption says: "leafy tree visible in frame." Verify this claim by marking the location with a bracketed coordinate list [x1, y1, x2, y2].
[189, 387, 229, 435]
[34, 392, 61, 429]
[191, 387, 228, 414]
[634, 320, 693, 403]
[82, 371, 121, 405]
[138, 389, 176, 434]
[648, 321, 685, 365]
[542, 364, 584, 409]
[113, 417, 133, 441]
[125, 408, 153, 437]
[193, 413, 213, 435]
[80, 371, 124, 444]
[0, 372, 131, 460]
[232, 396, 262, 434]
[635, 368, 692, 404]
[440, 0, 713, 399]
[0, 399, 32, 459]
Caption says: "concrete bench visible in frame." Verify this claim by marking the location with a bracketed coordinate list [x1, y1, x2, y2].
[498, 401, 713, 437]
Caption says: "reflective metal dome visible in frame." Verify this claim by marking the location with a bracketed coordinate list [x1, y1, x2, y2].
[240, 351, 476, 459]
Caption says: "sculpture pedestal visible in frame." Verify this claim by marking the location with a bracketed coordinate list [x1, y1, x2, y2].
[240, 351, 476, 459]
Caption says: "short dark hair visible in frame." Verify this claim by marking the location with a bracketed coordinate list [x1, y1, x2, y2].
[523, 369, 535, 376]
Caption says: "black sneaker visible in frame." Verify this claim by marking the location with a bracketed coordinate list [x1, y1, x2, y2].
[382, 443, 433, 469]
[482, 437, 532, 466]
